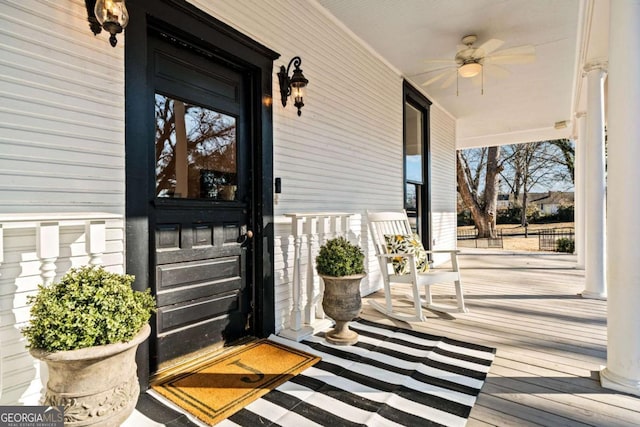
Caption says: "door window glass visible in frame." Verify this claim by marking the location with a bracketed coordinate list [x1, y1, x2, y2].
[155, 94, 237, 200]
[405, 102, 423, 183]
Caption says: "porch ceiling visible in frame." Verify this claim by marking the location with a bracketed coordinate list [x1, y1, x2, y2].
[316, 0, 585, 148]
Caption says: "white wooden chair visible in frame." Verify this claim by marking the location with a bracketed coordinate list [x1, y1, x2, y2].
[366, 210, 467, 322]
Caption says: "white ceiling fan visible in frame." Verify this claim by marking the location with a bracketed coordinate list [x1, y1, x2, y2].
[419, 35, 536, 94]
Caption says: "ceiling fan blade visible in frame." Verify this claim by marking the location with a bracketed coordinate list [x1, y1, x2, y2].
[488, 44, 536, 58]
[421, 59, 457, 73]
[484, 64, 511, 79]
[423, 58, 456, 65]
[476, 38, 504, 56]
[484, 54, 536, 65]
[421, 69, 453, 86]
[441, 70, 458, 89]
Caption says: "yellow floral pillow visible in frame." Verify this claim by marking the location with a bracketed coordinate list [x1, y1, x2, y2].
[384, 234, 430, 275]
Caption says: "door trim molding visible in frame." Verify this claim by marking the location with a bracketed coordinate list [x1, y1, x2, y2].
[125, 0, 279, 388]
[403, 81, 432, 249]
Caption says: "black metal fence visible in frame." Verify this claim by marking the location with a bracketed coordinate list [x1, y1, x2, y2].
[457, 229, 503, 248]
[538, 228, 575, 252]
[488, 230, 504, 248]
[457, 229, 478, 240]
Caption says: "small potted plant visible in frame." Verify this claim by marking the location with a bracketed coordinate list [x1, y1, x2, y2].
[23, 265, 156, 427]
[316, 237, 366, 345]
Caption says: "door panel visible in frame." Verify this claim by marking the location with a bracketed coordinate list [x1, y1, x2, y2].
[150, 35, 252, 369]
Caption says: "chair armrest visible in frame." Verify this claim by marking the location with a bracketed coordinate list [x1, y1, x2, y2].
[376, 253, 415, 259]
[424, 249, 460, 271]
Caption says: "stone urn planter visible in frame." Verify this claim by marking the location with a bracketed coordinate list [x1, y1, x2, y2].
[22, 266, 156, 427]
[321, 274, 366, 345]
[316, 237, 366, 346]
[30, 324, 150, 427]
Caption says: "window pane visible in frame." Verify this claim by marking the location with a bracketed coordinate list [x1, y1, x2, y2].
[406, 182, 420, 235]
[155, 94, 237, 200]
[405, 102, 423, 183]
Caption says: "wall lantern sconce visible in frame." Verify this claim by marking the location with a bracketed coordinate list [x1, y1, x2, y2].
[278, 56, 309, 116]
[85, 0, 129, 47]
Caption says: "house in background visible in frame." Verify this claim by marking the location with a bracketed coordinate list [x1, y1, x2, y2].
[496, 193, 511, 211]
[493, 191, 575, 215]
[528, 191, 575, 215]
[0, 0, 638, 405]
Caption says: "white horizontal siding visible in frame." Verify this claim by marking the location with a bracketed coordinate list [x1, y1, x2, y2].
[0, 0, 125, 214]
[430, 104, 458, 265]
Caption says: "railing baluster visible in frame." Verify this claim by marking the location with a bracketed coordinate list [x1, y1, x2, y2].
[36, 222, 59, 286]
[280, 212, 354, 341]
[86, 220, 106, 266]
[305, 216, 322, 324]
[279, 215, 314, 341]
[291, 233, 304, 330]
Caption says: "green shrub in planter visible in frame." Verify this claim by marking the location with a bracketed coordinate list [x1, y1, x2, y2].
[23, 265, 156, 352]
[316, 237, 365, 277]
[556, 238, 575, 253]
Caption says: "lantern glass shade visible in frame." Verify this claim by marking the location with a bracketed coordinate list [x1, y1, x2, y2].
[458, 62, 482, 78]
[94, 0, 129, 28]
[290, 69, 308, 88]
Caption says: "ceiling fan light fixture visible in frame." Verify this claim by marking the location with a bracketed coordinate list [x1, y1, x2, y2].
[458, 62, 482, 78]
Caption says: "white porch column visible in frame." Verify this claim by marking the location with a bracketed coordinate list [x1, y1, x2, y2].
[600, 0, 640, 397]
[580, 62, 607, 300]
[574, 112, 586, 270]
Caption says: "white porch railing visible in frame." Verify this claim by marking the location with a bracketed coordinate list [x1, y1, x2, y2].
[278, 212, 355, 342]
[0, 212, 122, 402]
[0, 213, 121, 283]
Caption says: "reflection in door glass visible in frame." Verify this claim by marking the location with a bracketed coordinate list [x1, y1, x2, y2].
[155, 94, 237, 200]
[405, 102, 423, 183]
[406, 182, 421, 235]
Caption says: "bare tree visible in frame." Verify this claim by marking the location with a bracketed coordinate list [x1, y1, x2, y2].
[456, 146, 502, 238]
[500, 140, 574, 226]
[549, 139, 575, 184]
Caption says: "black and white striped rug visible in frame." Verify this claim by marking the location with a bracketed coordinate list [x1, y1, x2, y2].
[215, 318, 496, 427]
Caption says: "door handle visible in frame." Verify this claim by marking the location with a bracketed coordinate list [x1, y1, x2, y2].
[238, 229, 254, 247]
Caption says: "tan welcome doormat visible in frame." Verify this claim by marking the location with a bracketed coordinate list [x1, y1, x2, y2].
[152, 339, 320, 425]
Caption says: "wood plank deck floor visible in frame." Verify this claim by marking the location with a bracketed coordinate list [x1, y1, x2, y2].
[360, 249, 640, 427]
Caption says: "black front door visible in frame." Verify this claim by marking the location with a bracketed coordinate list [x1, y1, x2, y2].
[150, 34, 253, 369]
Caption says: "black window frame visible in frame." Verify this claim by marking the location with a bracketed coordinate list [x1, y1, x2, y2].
[403, 81, 432, 249]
